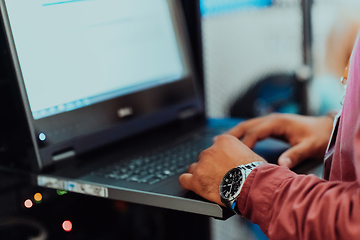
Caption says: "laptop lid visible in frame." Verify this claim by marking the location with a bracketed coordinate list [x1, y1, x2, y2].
[0, 0, 204, 170]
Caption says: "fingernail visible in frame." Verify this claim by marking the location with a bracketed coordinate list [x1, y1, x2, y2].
[279, 157, 292, 168]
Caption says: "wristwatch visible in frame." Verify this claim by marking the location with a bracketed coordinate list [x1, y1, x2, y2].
[219, 161, 264, 214]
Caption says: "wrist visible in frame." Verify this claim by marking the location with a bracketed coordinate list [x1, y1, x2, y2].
[219, 161, 264, 214]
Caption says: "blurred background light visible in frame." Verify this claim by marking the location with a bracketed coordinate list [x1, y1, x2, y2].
[62, 220, 72, 232]
[34, 193, 42, 202]
[24, 199, 33, 209]
[56, 189, 67, 196]
[200, 0, 273, 16]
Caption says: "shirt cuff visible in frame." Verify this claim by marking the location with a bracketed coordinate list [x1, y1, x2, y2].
[237, 164, 297, 229]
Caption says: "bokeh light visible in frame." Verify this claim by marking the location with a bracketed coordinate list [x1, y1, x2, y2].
[34, 193, 43, 202]
[62, 220, 72, 232]
[24, 199, 33, 208]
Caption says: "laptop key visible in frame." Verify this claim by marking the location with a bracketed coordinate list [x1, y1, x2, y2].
[163, 170, 173, 175]
[156, 174, 167, 179]
[128, 175, 140, 182]
[176, 166, 188, 173]
[138, 174, 155, 183]
[105, 173, 117, 179]
[117, 174, 129, 180]
[149, 178, 161, 185]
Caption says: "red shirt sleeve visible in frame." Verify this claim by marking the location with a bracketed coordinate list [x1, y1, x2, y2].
[236, 33, 360, 240]
[238, 164, 360, 240]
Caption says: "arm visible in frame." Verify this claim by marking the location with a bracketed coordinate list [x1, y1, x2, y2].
[179, 134, 360, 240]
[179, 113, 334, 207]
[240, 164, 360, 240]
[180, 33, 360, 240]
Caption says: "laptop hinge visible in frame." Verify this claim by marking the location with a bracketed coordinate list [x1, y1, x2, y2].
[52, 150, 76, 162]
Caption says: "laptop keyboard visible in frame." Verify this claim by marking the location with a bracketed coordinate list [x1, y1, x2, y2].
[91, 130, 217, 185]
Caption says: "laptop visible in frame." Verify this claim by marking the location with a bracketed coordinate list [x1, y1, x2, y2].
[0, 0, 234, 218]
[0, 0, 288, 219]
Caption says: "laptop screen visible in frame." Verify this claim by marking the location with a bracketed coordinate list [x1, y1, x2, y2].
[5, 0, 188, 120]
[1, 0, 201, 168]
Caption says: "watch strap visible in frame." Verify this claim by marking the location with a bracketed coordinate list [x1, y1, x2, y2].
[230, 161, 263, 214]
[237, 161, 263, 178]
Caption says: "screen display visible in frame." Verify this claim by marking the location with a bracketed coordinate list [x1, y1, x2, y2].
[5, 0, 186, 119]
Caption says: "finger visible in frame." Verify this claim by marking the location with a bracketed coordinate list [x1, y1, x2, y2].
[226, 115, 275, 137]
[197, 148, 210, 162]
[278, 140, 314, 168]
[226, 123, 246, 138]
[187, 163, 198, 174]
[240, 121, 281, 148]
[226, 120, 258, 138]
[227, 117, 283, 145]
[179, 173, 193, 191]
[241, 133, 259, 149]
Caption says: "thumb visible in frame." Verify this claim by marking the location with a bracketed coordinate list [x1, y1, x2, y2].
[278, 141, 313, 168]
[179, 173, 193, 191]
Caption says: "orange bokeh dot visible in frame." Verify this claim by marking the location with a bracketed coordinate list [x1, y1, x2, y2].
[34, 193, 43, 202]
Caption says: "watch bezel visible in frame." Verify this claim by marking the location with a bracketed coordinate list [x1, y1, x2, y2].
[219, 167, 245, 204]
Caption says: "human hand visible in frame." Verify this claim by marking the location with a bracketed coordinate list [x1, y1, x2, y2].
[179, 134, 265, 206]
[226, 113, 334, 168]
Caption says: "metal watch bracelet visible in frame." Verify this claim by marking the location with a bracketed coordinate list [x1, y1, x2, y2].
[231, 161, 264, 214]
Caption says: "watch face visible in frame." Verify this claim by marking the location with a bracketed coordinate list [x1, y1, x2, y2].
[220, 168, 243, 200]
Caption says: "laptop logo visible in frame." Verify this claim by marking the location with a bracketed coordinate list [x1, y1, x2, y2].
[117, 107, 133, 118]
